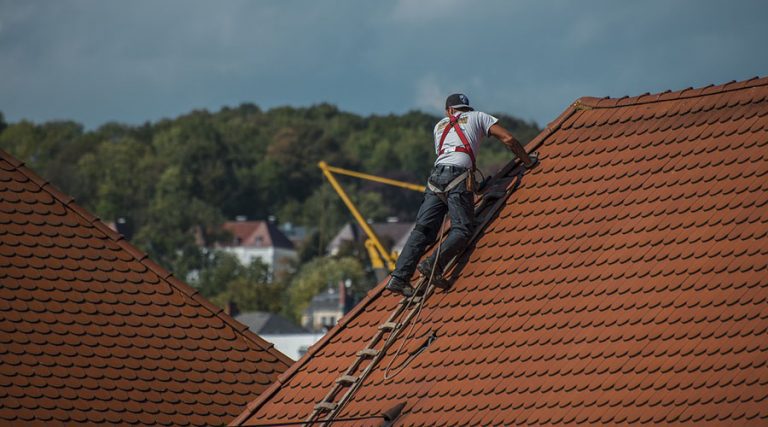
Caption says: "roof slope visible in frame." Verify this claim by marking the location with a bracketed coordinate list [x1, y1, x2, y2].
[233, 76, 768, 425]
[0, 149, 293, 426]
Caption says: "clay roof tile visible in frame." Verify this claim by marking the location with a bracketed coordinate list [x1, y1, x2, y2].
[0, 150, 292, 426]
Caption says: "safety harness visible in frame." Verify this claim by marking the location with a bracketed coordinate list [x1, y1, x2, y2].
[438, 113, 476, 167]
[428, 113, 477, 196]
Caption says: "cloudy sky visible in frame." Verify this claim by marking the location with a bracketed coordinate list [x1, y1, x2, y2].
[1, 0, 767, 129]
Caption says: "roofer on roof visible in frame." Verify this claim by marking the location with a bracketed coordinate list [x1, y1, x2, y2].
[386, 93, 538, 297]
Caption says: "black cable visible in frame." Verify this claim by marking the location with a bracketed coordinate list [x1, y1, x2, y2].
[237, 414, 385, 426]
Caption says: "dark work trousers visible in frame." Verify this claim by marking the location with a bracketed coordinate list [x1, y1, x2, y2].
[392, 164, 474, 282]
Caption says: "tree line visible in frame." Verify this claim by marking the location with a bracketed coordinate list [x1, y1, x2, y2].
[0, 105, 540, 322]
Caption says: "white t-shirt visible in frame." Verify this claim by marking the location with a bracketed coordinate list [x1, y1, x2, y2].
[432, 111, 498, 168]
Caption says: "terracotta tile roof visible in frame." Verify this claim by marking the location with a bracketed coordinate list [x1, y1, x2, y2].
[0, 150, 293, 426]
[221, 220, 294, 249]
[232, 76, 768, 426]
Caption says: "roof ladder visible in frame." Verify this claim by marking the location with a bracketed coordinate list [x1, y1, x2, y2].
[305, 278, 434, 424]
[306, 161, 529, 425]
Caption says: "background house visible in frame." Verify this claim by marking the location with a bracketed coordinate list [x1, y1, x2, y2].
[326, 220, 413, 258]
[234, 310, 322, 361]
[234, 311, 309, 335]
[217, 218, 297, 279]
[301, 280, 355, 333]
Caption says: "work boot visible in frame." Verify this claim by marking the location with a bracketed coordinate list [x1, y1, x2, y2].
[417, 259, 451, 290]
[385, 275, 414, 297]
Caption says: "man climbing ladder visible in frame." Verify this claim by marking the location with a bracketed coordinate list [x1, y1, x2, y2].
[386, 93, 538, 297]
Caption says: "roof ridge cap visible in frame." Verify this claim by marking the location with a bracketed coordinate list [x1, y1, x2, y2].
[575, 75, 768, 110]
[0, 148, 293, 370]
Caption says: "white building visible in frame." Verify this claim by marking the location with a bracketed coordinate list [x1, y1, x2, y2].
[217, 219, 297, 279]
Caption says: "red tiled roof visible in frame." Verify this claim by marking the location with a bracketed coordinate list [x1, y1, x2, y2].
[0, 150, 293, 426]
[233, 76, 768, 425]
[221, 220, 294, 249]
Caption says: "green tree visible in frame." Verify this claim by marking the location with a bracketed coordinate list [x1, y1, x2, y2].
[209, 257, 283, 313]
[133, 165, 224, 277]
[194, 251, 244, 298]
[1, 102, 541, 292]
[286, 256, 366, 321]
[0, 120, 82, 181]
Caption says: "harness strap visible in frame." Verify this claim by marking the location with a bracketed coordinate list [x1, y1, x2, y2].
[427, 170, 469, 197]
[437, 114, 476, 169]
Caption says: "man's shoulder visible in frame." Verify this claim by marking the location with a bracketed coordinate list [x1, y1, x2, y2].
[467, 110, 492, 117]
[434, 117, 450, 132]
[470, 110, 498, 124]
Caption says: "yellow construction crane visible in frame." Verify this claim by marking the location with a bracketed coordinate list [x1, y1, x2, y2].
[318, 161, 424, 275]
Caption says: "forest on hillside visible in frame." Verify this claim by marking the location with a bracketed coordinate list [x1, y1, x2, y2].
[0, 105, 540, 320]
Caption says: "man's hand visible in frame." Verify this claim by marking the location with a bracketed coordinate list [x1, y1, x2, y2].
[489, 123, 534, 166]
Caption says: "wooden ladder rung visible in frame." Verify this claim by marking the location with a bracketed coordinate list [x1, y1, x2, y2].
[357, 348, 379, 358]
[314, 401, 337, 411]
[406, 295, 423, 304]
[378, 321, 398, 331]
[335, 375, 358, 385]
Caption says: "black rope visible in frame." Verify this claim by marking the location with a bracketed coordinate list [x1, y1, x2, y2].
[240, 414, 385, 426]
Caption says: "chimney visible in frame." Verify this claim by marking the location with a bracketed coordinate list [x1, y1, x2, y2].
[225, 301, 239, 317]
[339, 279, 352, 314]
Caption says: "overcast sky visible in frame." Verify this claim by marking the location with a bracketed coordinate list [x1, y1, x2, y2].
[1, 0, 767, 129]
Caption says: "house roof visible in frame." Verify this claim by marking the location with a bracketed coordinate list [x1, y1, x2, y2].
[232, 76, 768, 425]
[235, 311, 308, 335]
[303, 285, 351, 314]
[221, 220, 294, 249]
[0, 149, 293, 426]
[327, 221, 414, 254]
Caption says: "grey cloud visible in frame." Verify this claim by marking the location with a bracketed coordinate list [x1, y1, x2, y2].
[1, 0, 766, 128]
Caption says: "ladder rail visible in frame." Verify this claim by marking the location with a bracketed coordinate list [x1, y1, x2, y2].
[321, 285, 436, 426]
[305, 291, 415, 423]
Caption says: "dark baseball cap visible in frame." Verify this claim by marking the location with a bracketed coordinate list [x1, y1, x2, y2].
[445, 93, 473, 110]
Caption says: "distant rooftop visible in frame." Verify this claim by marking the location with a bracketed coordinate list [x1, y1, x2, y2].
[220, 219, 294, 249]
[235, 311, 308, 335]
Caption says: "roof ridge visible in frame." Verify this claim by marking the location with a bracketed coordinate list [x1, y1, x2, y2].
[574, 75, 768, 110]
[0, 148, 293, 370]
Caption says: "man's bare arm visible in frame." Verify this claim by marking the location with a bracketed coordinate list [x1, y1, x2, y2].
[489, 123, 534, 166]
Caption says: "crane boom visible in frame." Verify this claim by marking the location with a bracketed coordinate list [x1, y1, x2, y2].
[321, 163, 426, 193]
[318, 161, 423, 273]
